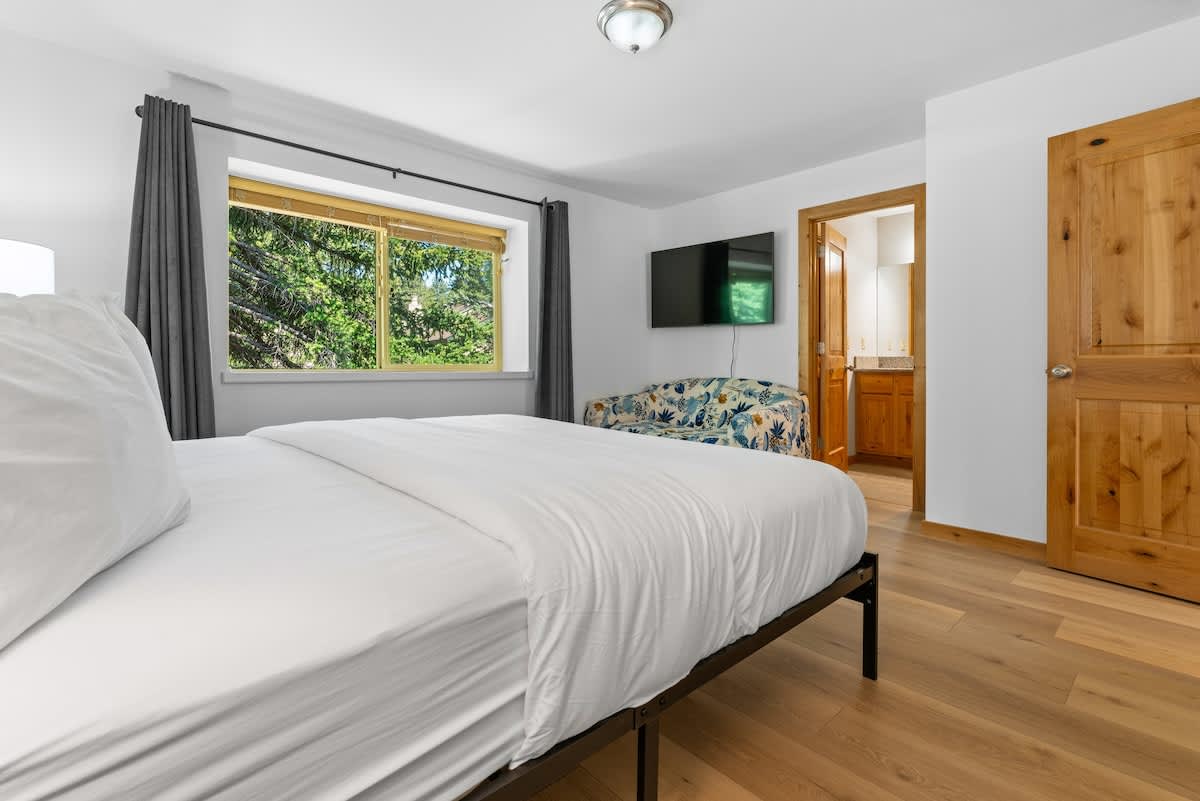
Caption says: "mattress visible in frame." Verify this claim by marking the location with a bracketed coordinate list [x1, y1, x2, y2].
[0, 436, 528, 801]
[0, 414, 867, 801]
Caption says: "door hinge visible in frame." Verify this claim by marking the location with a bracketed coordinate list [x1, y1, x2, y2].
[817, 436, 825, 452]
[816, 341, 826, 356]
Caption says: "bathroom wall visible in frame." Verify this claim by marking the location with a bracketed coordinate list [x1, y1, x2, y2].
[830, 209, 915, 455]
[829, 214, 878, 363]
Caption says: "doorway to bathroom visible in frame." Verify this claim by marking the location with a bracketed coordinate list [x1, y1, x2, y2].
[799, 185, 925, 513]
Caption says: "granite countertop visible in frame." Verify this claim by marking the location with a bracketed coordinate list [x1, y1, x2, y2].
[852, 356, 913, 372]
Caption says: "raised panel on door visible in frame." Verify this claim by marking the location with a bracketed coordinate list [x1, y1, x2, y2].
[1048, 98, 1200, 602]
[1081, 137, 1200, 353]
[856, 393, 892, 455]
[826, 371, 847, 469]
[1076, 401, 1200, 540]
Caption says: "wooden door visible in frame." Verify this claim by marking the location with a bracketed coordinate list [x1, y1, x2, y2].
[820, 224, 849, 470]
[1048, 97, 1200, 601]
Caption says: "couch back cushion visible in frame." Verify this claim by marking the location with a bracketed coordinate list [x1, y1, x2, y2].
[642, 379, 709, 427]
[646, 378, 802, 429]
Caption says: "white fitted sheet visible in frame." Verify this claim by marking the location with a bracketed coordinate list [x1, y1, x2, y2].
[0, 436, 528, 801]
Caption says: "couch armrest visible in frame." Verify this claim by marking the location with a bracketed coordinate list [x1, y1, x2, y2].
[729, 399, 811, 458]
[584, 390, 658, 428]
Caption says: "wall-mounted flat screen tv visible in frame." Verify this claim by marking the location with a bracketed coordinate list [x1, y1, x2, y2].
[650, 232, 774, 327]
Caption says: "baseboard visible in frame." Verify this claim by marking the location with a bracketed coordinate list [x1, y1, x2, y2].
[849, 453, 913, 469]
[920, 520, 1046, 561]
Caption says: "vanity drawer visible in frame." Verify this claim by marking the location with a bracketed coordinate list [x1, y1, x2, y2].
[857, 373, 895, 395]
[897, 374, 914, 395]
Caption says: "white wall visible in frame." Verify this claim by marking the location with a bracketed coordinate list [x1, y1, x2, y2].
[925, 16, 1200, 542]
[0, 32, 165, 296]
[0, 29, 654, 435]
[648, 141, 925, 389]
[876, 212, 915, 267]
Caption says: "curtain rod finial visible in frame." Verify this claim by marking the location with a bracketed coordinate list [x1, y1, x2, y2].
[134, 104, 144, 118]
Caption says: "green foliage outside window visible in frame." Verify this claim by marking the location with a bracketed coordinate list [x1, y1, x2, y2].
[228, 206, 376, 369]
[228, 205, 497, 370]
[388, 238, 495, 366]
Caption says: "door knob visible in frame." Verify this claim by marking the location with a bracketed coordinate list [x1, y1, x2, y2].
[1048, 364, 1073, 379]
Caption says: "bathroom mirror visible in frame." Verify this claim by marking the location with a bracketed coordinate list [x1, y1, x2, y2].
[875, 262, 913, 355]
[836, 206, 915, 361]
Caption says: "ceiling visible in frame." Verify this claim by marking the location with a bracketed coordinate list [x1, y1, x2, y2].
[4, 1, 1199, 207]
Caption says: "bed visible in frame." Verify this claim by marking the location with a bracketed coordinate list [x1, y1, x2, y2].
[0, 414, 873, 801]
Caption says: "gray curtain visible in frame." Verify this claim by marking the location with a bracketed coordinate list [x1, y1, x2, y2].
[535, 200, 574, 422]
[125, 95, 215, 440]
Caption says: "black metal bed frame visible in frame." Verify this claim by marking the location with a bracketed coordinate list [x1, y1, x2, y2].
[460, 551, 879, 801]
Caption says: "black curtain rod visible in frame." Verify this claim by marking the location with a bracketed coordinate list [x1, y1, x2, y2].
[134, 104, 546, 209]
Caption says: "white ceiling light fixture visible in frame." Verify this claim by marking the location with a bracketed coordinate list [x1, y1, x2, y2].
[597, 0, 674, 54]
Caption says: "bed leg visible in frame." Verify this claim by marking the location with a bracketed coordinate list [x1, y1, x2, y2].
[861, 564, 878, 681]
[636, 718, 659, 801]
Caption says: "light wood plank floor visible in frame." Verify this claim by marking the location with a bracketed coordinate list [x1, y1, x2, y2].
[848, 461, 914, 507]
[533, 473, 1200, 801]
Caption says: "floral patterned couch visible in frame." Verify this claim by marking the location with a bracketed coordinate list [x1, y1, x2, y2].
[584, 377, 811, 458]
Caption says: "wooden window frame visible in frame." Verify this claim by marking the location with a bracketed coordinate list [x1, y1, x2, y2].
[228, 177, 507, 373]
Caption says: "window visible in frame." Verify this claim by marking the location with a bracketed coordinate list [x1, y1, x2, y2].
[227, 177, 505, 371]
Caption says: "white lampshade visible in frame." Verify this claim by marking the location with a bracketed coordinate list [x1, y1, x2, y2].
[0, 239, 55, 295]
[598, 1, 673, 54]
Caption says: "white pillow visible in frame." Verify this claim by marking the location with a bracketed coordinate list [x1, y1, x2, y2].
[97, 294, 163, 400]
[0, 294, 190, 651]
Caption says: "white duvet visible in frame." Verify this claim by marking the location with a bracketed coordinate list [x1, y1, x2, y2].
[1, 414, 866, 800]
[250, 414, 867, 765]
[0, 435, 529, 801]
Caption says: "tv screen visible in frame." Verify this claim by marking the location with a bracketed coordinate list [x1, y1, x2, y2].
[650, 232, 774, 327]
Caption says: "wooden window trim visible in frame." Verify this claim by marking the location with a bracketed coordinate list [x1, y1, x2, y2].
[229, 177, 508, 253]
[228, 177, 504, 373]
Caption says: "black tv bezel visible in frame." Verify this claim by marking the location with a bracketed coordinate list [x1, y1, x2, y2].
[648, 231, 775, 328]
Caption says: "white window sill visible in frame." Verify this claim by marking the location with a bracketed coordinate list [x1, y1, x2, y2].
[222, 369, 533, 385]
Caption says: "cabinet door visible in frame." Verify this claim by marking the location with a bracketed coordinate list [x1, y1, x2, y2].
[897, 394, 914, 457]
[856, 393, 893, 454]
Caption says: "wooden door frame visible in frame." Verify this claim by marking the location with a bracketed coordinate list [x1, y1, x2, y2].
[799, 184, 926, 513]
